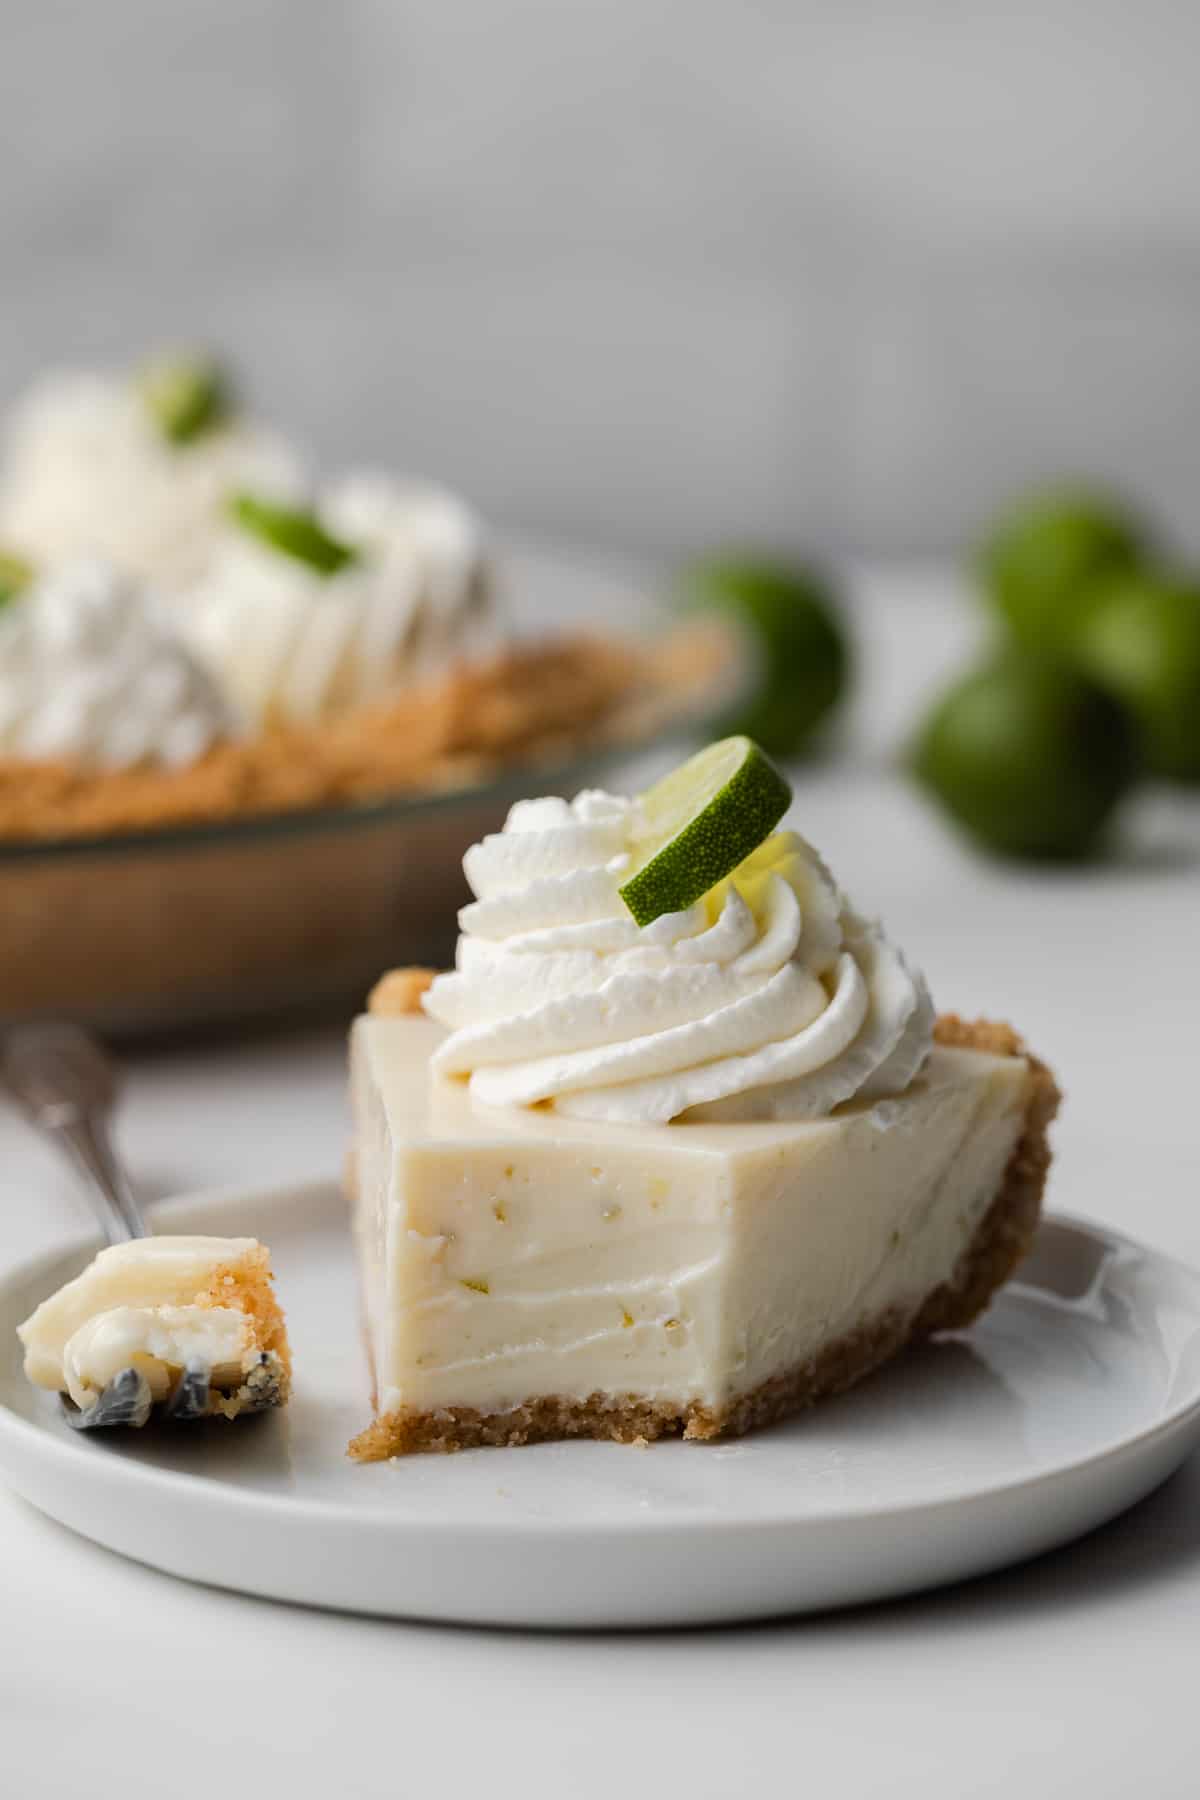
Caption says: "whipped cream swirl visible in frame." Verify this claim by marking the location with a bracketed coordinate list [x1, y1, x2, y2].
[0, 559, 233, 770]
[424, 790, 934, 1124]
[183, 472, 492, 728]
[0, 370, 303, 590]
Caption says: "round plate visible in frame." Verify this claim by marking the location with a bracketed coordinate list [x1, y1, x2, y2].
[2, 1182, 1199, 1628]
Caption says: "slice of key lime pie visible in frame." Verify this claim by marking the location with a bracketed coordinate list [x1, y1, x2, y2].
[348, 739, 1058, 1457]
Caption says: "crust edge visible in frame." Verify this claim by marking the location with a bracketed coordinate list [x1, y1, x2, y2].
[196, 1244, 293, 1416]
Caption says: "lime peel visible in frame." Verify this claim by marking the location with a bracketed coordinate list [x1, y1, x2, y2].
[0, 549, 34, 609]
[229, 492, 359, 578]
[139, 353, 233, 446]
[619, 736, 792, 927]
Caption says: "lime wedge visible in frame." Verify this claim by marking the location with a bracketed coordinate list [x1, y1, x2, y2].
[619, 736, 792, 927]
[0, 549, 33, 608]
[139, 352, 234, 446]
[229, 493, 359, 577]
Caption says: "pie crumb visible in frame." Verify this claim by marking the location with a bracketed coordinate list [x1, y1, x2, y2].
[368, 968, 437, 1017]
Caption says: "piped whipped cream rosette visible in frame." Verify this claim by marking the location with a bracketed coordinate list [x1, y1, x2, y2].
[423, 742, 934, 1124]
[323, 471, 491, 656]
[0, 358, 303, 590]
[182, 472, 494, 729]
[0, 558, 234, 770]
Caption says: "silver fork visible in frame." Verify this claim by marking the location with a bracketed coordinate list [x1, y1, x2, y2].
[3, 1025, 244, 1428]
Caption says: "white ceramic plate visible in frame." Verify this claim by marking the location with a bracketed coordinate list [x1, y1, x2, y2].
[2, 1181, 1199, 1629]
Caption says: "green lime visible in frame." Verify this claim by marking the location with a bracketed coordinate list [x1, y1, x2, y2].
[0, 549, 33, 608]
[619, 735, 792, 926]
[139, 352, 234, 446]
[229, 492, 359, 577]
[912, 655, 1138, 861]
[674, 557, 850, 757]
[978, 487, 1149, 651]
[1075, 572, 1200, 782]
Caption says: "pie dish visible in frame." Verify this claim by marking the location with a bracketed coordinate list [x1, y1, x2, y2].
[0, 355, 735, 1031]
[346, 757, 1060, 1457]
[0, 622, 731, 1033]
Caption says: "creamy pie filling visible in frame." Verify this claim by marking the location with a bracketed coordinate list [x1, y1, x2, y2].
[352, 1016, 1031, 1419]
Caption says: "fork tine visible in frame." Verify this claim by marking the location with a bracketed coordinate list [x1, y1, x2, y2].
[165, 1363, 212, 1422]
[62, 1367, 154, 1432]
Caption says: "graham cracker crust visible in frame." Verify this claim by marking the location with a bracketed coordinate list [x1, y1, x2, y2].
[0, 628, 727, 842]
[197, 1243, 293, 1419]
[367, 966, 437, 1016]
[0, 626, 730, 1027]
[347, 1015, 1060, 1461]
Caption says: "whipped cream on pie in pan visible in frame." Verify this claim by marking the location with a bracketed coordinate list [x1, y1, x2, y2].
[0, 366, 302, 590]
[0, 558, 234, 770]
[0, 358, 721, 853]
[348, 750, 1059, 1459]
[183, 473, 494, 729]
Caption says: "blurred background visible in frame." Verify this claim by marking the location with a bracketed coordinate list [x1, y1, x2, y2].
[6, 0, 1200, 559]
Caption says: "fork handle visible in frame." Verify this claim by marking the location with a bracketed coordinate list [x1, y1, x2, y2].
[47, 1109, 148, 1246]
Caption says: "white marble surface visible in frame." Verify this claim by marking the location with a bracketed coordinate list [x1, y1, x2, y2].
[3, 565, 1200, 1796]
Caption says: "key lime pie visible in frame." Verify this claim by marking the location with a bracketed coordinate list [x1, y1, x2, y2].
[348, 739, 1059, 1456]
[0, 351, 724, 841]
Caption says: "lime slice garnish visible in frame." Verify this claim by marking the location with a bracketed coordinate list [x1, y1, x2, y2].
[0, 549, 33, 608]
[229, 492, 359, 577]
[619, 736, 792, 927]
[139, 353, 234, 446]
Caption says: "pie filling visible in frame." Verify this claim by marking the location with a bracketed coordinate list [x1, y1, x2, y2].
[347, 1011, 1056, 1459]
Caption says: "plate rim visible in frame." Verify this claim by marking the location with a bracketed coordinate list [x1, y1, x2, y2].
[1, 1180, 1199, 1540]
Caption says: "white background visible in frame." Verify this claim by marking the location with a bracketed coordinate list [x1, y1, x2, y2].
[2, 563, 1199, 1797]
[7, 4, 1200, 556]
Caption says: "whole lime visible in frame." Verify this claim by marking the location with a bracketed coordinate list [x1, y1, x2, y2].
[978, 487, 1149, 651]
[674, 557, 850, 757]
[912, 655, 1139, 860]
[1074, 572, 1200, 782]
